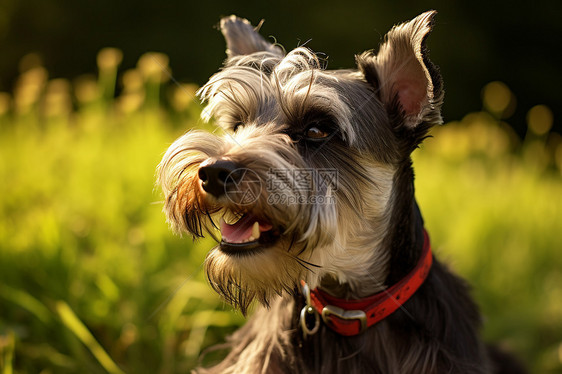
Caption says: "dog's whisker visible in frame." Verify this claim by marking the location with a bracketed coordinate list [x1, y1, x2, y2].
[205, 209, 218, 230]
[295, 257, 321, 268]
[291, 256, 315, 273]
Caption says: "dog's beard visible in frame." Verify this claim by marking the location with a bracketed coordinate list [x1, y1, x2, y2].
[202, 196, 336, 314]
[204, 238, 307, 315]
[202, 198, 335, 314]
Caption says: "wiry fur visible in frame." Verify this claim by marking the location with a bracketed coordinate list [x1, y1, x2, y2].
[159, 42, 396, 312]
[157, 10, 526, 374]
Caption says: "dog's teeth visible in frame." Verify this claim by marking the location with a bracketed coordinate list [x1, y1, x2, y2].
[223, 212, 241, 225]
[252, 221, 260, 240]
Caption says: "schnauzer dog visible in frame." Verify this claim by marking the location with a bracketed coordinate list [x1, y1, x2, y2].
[158, 11, 524, 374]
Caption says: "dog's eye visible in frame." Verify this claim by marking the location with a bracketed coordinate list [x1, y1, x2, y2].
[233, 122, 243, 132]
[304, 125, 330, 140]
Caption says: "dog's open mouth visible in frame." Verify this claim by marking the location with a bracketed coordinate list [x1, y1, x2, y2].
[219, 212, 277, 254]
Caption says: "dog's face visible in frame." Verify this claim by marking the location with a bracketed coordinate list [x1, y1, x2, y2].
[158, 11, 443, 313]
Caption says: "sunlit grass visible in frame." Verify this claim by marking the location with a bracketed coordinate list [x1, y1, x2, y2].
[415, 115, 562, 372]
[0, 49, 561, 373]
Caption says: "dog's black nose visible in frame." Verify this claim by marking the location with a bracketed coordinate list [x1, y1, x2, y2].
[198, 160, 239, 198]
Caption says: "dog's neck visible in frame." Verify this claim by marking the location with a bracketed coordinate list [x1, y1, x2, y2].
[383, 160, 426, 285]
[319, 159, 424, 299]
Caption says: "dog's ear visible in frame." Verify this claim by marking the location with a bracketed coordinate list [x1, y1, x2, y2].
[220, 16, 284, 58]
[357, 11, 443, 129]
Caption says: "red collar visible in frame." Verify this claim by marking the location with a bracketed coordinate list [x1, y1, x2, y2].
[301, 230, 432, 336]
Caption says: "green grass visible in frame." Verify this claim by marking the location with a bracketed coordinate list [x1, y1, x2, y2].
[415, 114, 562, 373]
[0, 52, 561, 373]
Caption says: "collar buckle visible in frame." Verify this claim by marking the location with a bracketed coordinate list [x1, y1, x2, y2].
[321, 305, 367, 334]
[300, 281, 320, 336]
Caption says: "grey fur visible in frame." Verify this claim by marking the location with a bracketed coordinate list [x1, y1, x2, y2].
[157, 11, 524, 374]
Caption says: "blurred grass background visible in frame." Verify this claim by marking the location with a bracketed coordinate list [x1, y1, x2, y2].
[0, 44, 561, 374]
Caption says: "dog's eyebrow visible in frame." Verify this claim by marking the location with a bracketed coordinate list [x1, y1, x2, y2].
[198, 66, 280, 130]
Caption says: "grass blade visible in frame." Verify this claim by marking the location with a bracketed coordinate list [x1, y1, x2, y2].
[0, 331, 15, 374]
[55, 301, 125, 374]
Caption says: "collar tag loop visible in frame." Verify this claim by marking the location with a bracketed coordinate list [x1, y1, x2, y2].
[300, 281, 320, 336]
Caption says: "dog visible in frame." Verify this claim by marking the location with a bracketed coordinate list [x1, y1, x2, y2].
[158, 11, 525, 374]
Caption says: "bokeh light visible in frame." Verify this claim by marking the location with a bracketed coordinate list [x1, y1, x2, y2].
[482, 81, 515, 118]
[97, 48, 123, 72]
[0, 92, 10, 116]
[527, 105, 554, 136]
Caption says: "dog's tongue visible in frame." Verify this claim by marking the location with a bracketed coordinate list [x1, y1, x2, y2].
[220, 214, 272, 243]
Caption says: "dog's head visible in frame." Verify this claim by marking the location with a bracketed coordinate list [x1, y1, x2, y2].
[158, 11, 443, 313]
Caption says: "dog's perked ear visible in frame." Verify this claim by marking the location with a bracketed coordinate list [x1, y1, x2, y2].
[220, 16, 285, 58]
[357, 11, 444, 132]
